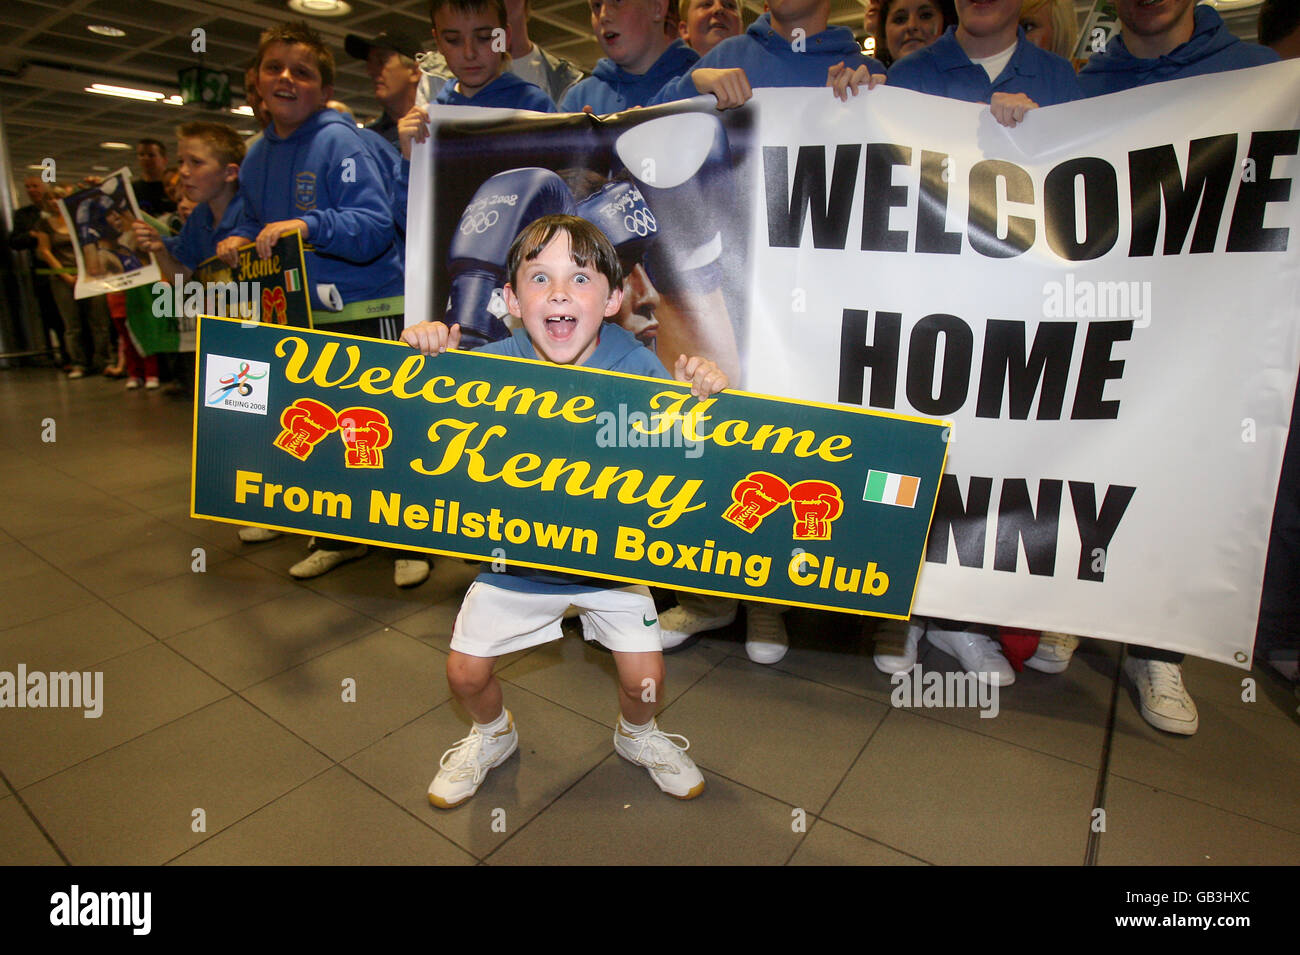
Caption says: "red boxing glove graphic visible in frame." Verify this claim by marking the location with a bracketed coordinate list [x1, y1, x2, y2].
[275, 398, 338, 460]
[724, 471, 791, 532]
[789, 480, 844, 541]
[338, 407, 392, 469]
[261, 286, 288, 325]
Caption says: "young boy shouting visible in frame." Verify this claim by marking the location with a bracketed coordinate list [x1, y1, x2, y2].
[401, 214, 727, 807]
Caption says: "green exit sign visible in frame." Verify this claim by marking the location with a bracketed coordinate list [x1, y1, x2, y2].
[178, 67, 232, 109]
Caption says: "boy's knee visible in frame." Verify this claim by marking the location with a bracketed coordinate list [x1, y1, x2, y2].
[447, 653, 492, 695]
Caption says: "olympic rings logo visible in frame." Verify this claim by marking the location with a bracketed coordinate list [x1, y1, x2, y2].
[623, 208, 657, 237]
[459, 210, 500, 235]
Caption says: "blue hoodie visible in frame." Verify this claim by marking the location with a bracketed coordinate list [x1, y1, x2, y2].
[1078, 4, 1277, 96]
[888, 26, 1082, 105]
[164, 192, 245, 271]
[559, 40, 699, 114]
[472, 322, 668, 592]
[651, 13, 885, 105]
[435, 70, 557, 112]
[230, 107, 403, 311]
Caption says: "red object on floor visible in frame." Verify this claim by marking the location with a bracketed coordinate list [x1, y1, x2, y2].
[998, 628, 1040, 672]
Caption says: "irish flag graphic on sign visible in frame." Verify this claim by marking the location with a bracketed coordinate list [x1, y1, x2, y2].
[864, 470, 920, 508]
[284, 269, 301, 292]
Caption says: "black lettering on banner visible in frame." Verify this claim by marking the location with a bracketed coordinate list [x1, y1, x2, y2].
[976, 320, 1076, 419]
[861, 143, 911, 252]
[1071, 320, 1132, 419]
[917, 150, 962, 255]
[1226, 129, 1299, 253]
[905, 313, 972, 415]
[967, 159, 1035, 258]
[926, 474, 994, 567]
[1069, 481, 1136, 582]
[995, 478, 1062, 575]
[1128, 135, 1237, 256]
[763, 145, 859, 249]
[839, 308, 900, 408]
[1043, 158, 1119, 261]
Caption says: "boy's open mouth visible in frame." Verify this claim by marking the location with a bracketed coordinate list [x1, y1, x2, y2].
[545, 315, 578, 340]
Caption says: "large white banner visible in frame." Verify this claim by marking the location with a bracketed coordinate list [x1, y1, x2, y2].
[406, 60, 1300, 667]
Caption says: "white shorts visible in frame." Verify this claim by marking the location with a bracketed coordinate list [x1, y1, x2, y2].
[450, 580, 663, 658]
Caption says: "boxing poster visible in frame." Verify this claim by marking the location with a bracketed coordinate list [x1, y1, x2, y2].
[192, 316, 948, 617]
[58, 168, 161, 299]
[404, 102, 756, 388]
[405, 62, 1300, 667]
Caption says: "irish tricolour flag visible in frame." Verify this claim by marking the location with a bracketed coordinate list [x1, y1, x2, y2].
[284, 268, 301, 292]
[864, 470, 920, 508]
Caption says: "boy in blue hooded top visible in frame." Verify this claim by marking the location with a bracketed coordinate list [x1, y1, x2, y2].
[880, 0, 1080, 121]
[217, 21, 404, 582]
[560, 0, 700, 113]
[1078, 0, 1276, 96]
[431, 0, 556, 111]
[651, 0, 885, 106]
[216, 21, 403, 329]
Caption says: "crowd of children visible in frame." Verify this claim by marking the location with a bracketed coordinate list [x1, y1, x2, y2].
[16, 0, 1298, 808]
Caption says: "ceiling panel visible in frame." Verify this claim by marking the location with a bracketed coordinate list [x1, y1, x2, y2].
[0, 0, 1271, 190]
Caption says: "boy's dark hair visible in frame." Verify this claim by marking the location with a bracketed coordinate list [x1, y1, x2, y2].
[507, 214, 623, 293]
[176, 121, 247, 169]
[137, 138, 167, 154]
[1259, 0, 1300, 47]
[254, 20, 335, 88]
[429, 0, 508, 28]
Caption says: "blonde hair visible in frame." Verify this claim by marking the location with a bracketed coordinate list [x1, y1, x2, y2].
[1020, 0, 1077, 60]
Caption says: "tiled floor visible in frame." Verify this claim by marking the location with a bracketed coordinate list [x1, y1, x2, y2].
[1, 367, 1298, 866]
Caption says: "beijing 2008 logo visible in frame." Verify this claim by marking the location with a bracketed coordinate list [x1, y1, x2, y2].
[204, 354, 270, 415]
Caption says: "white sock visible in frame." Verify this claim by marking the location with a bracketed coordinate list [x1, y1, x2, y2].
[475, 709, 510, 735]
[619, 715, 654, 737]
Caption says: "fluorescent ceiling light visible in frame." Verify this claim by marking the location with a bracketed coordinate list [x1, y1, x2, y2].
[87, 25, 126, 37]
[86, 83, 164, 101]
[287, 0, 353, 17]
[230, 105, 255, 116]
[100, 142, 131, 149]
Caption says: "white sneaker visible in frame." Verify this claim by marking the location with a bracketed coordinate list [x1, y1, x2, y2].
[237, 525, 282, 543]
[289, 544, 367, 579]
[745, 603, 788, 664]
[1124, 656, 1198, 735]
[926, 624, 1016, 686]
[873, 618, 925, 674]
[1025, 632, 1080, 674]
[394, 558, 430, 588]
[614, 722, 705, 799]
[428, 712, 519, 809]
[658, 599, 737, 650]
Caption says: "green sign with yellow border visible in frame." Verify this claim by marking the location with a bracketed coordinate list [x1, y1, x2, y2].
[193, 316, 949, 617]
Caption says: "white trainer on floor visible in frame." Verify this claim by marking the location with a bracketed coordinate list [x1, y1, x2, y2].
[1124, 656, 1199, 735]
[289, 544, 368, 579]
[1025, 632, 1080, 674]
[926, 624, 1016, 686]
[872, 618, 926, 674]
[744, 602, 788, 664]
